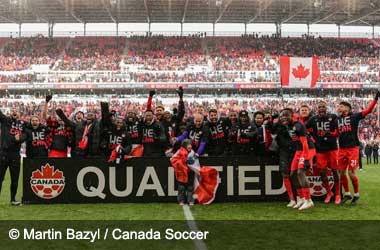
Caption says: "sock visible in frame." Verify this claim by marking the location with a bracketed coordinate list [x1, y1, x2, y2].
[302, 188, 311, 200]
[341, 173, 350, 193]
[334, 181, 341, 197]
[283, 178, 294, 201]
[296, 189, 304, 199]
[322, 180, 331, 194]
[351, 175, 359, 194]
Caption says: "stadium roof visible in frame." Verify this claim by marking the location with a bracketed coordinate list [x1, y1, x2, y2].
[0, 0, 380, 26]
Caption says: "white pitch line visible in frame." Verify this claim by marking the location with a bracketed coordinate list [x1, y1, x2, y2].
[182, 205, 208, 250]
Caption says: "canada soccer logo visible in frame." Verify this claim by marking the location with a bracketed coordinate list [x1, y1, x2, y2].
[307, 168, 334, 196]
[30, 163, 65, 199]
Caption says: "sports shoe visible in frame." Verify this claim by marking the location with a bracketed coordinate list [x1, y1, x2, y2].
[335, 195, 341, 205]
[287, 200, 296, 207]
[189, 202, 194, 206]
[324, 192, 334, 204]
[351, 196, 360, 206]
[341, 194, 353, 204]
[299, 200, 313, 211]
[293, 198, 305, 209]
[11, 201, 21, 206]
[179, 202, 185, 206]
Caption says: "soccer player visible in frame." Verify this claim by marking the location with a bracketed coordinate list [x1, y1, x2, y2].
[174, 113, 209, 157]
[306, 101, 340, 204]
[141, 110, 166, 157]
[298, 104, 312, 124]
[207, 109, 229, 156]
[99, 102, 132, 158]
[0, 108, 25, 205]
[23, 115, 50, 158]
[337, 92, 380, 205]
[72, 111, 102, 158]
[268, 115, 296, 207]
[125, 108, 143, 157]
[228, 110, 257, 155]
[280, 108, 316, 210]
[42, 96, 74, 158]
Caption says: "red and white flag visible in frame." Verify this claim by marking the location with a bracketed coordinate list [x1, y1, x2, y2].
[170, 149, 219, 205]
[280, 56, 320, 88]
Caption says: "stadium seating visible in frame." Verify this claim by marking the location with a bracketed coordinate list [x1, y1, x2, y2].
[0, 36, 378, 84]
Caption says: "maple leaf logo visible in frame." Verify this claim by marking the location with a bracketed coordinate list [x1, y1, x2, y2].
[292, 64, 310, 79]
[30, 163, 65, 199]
[32, 164, 63, 179]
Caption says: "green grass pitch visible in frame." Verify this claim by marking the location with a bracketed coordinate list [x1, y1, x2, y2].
[0, 160, 379, 250]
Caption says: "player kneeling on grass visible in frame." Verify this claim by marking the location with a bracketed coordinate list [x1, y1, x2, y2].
[170, 139, 219, 206]
[280, 109, 316, 211]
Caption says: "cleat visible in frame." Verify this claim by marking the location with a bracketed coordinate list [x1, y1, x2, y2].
[11, 201, 21, 206]
[341, 195, 353, 204]
[351, 196, 360, 206]
[287, 200, 296, 207]
[309, 200, 314, 208]
[324, 192, 334, 204]
[179, 202, 185, 206]
[293, 198, 305, 209]
[189, 202, 194, 206]
[335, 195, 341, 205]
[299, 200, 313, 211]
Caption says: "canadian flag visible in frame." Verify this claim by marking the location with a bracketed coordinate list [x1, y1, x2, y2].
[280, 56, 320, 88]
[170, 148, 219, 204]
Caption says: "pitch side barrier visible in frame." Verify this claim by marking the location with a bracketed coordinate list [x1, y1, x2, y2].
[22, 156, 331, 204]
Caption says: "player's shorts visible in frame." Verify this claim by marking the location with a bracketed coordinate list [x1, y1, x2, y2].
[290, 148, 316, 171]
[316, 150, 338, 170]
[338, 146, 359, 171]
[48, 149, 67, 158]
[278, 149, 295, 174]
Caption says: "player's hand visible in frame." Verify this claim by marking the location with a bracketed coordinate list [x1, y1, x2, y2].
[55, 108, 64, 117]
[149, 90, 156, 97]
[176, 86, 184, 99]
[375, 91, 380, 101]
[45, 94, 52, 103]
[170, 137, 177, 146]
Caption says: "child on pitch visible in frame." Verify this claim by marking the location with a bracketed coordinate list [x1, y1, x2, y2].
[170, 139, 197, 206]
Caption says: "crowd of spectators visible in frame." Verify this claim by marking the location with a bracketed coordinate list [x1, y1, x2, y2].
[0, 35, 379, 83]
[57, 37, 125, 70]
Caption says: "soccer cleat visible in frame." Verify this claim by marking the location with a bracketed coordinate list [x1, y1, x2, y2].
[189, 202, 194, 206]
[324, 192, 334, 204]
[298, 200, 313, 211]
[287, 200, 296, 207]
[179, 202, 185, 206]
[293, 198, 305, 209]
[309, 200, 314, 208]
[351, 196, 360, 206]
[335, 195, 341, 205]
[11, 201, 21, 206]
[341, 195, 353, 204]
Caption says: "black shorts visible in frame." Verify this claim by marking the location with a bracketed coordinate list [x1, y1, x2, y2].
[278, 149, 295, 174]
